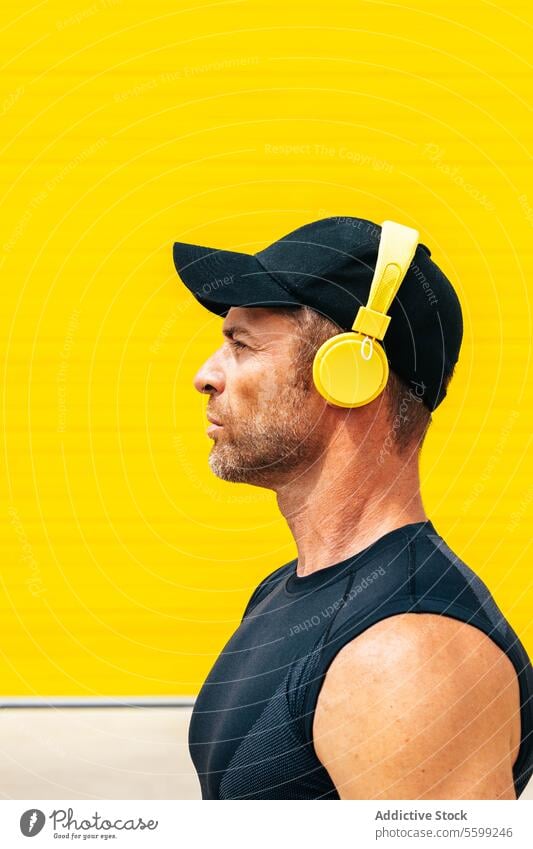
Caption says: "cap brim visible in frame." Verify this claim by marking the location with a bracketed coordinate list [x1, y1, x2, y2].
[172, 241, 300, 317]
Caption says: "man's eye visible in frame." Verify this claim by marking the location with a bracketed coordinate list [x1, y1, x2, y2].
[229, 339, 247, 351]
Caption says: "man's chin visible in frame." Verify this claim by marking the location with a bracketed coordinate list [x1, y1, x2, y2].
[208, 453, 255, 484]
[207, 444, 277, 485]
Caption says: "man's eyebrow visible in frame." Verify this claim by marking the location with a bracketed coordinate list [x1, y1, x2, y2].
[222, 324, 258, 341]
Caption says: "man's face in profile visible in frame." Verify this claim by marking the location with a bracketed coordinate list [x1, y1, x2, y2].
[192, 306, 326, 488]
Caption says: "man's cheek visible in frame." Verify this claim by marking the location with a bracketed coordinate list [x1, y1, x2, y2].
[235, 368, 279, 409]
[254, 379, 281, 408]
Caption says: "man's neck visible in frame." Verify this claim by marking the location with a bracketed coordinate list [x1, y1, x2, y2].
[275, 439, 427, 577]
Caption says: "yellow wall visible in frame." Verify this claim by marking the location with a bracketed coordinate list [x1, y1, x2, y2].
[1, 1, 531, 696]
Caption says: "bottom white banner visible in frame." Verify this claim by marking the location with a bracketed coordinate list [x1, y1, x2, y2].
[0, 799, 531, 847]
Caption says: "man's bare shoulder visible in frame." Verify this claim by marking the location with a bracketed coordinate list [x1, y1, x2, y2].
[313, 613, 521, 799]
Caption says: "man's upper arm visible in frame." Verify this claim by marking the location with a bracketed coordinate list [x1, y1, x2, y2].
[313, 613, 520, 800]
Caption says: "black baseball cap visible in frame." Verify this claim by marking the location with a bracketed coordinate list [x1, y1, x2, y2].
[172, 216, 463, 411]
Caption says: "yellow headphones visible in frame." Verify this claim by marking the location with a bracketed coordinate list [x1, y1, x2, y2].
[312, 220, 419, 408]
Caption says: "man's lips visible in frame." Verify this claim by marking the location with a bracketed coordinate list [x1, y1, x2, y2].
[206, 412, 224, 437]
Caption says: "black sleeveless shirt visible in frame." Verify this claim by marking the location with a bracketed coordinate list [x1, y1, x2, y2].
[188, 520, 533, 799]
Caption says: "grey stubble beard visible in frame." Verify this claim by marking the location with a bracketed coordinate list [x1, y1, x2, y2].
[207, 369, 323, 487]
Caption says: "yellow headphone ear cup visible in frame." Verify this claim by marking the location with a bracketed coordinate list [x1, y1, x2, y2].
[312, 333, 389, 408]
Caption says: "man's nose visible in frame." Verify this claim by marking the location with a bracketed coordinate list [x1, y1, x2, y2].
[193, 352, 226, 396]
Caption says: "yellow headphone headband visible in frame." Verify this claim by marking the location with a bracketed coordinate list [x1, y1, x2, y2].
[312, 220, 420, 408]
[352, 220, 420, 341]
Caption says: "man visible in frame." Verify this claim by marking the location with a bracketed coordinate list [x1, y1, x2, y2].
[172, 215, 533, 799]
